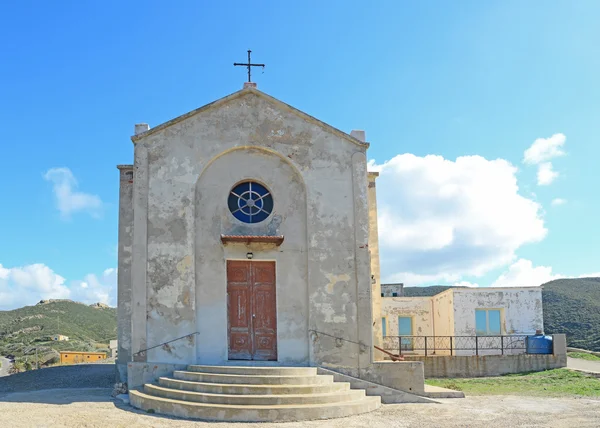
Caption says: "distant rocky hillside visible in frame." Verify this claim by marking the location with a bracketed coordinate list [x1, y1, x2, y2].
[542, 277, 600, 352]
[403, 277, 600, 351]
[0, 300, 117, 361]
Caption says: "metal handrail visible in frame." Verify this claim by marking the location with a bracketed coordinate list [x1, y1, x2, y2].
[308, 329, 367, 351]
[382, 334, 546, 356]
[133, 332, 200, 356]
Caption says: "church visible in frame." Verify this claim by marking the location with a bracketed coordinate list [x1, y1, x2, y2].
[115, 76, 562, 421]
[115, 80, 429, 420]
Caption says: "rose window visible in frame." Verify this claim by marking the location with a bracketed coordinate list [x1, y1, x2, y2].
[228, 181, 273, 224]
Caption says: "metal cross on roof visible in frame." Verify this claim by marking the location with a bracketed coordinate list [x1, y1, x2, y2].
[234, 50, 265, 83]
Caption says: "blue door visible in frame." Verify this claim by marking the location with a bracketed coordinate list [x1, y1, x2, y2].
[398, 317, 413, 350]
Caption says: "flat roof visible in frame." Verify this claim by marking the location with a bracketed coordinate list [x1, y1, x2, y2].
[59, 351, 106, 355]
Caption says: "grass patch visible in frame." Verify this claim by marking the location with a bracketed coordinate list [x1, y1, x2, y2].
[426, 369, 600, 398]
[568, 352, 600, 362]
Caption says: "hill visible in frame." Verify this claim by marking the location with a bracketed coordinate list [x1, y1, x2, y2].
[542, 277, 600, 352]
[402, 285, 456, 297]
[0, 300, 117, 364]
[402, 278, 600, 351]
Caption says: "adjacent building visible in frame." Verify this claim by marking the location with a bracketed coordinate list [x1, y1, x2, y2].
[380, 287, 544, 356]
[53, 334, 69, 342]
[60, 351, 106, 365]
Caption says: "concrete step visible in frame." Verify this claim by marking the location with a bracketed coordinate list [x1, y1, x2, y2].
[422, 385, 465, 399]
[173, 370, 334, 385]
[187, 365, 318, 376]
[129, 390, 381, 422]
[159, 377, 351, 395]
[130, 365, 382, 422]
[144, 383, 366, 405]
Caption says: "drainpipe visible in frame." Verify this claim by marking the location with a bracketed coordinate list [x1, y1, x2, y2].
[431, 297, 436, 355]
[431, 297, 435, 336]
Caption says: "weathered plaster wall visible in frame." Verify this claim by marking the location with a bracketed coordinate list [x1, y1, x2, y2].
[117, 165, 134, 379]
[127, 362, 188, 389]
[359, 362, 426, 394]
[381, 297, 432, 357]
[432, 290, 454, 337]
[409, 353, 566, 378]
[381, 283, 404, 297]
[381, 297, 432, 337]
[406, 334, 566, 377]
[317, 367, 433, 403]
[194, 148, 308, 365]
[452, 288, 543, 336]
[368, 171, 383, 359]
[131, 143, 149, 362]
[452, 288, 543, 357]
[130, 89, 373, 374]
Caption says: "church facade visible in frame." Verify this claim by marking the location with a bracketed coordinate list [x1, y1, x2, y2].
[116, 84, 398, 386]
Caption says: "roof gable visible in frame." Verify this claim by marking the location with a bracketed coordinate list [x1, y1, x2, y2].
[130, 87, 368, 148]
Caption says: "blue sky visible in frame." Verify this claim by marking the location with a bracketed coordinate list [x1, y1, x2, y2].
[1, 1, 598, 309]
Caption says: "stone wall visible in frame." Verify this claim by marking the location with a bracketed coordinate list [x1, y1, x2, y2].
[359, 361, 426, 394]
[127, 362, 188, 389]
[116, 165, 134, 380]
[432, 289, 454, 338]
[407, 334, 567, 378]
[368, 171, 383, 360]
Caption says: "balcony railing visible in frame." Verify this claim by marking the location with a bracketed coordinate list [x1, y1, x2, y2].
[382, 335, 550, 357]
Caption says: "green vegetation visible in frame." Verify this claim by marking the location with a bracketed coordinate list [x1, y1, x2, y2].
[542, 278, 600, 352]
[0, 300, 116, 371]
[403, 277, 600, 351]
[402, 286, 456, 297]
[568, 352, 600, 362]
[426, 369, 600, 398]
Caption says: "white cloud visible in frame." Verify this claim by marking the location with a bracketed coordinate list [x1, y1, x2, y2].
[487, 260, 599, 288]
[523, 134, 566, 187]
[0, 263, 116, 310]
[537, 162, 559, 185]
[551, 198, 567, 206]
[523, 133, 566, 164]
[71, 268, 117, 306]
[453, 281, 479, 288]
[578, 272, 600, 279]
[490, 259, 562, 287]
[44, 167, 103, 219]
[371, 154, 547, 283]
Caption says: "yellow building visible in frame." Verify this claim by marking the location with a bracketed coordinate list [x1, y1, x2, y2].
[60, 351, 106, 365]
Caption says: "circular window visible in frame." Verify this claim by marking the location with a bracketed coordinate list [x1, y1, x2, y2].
[228, 181, 273, 224]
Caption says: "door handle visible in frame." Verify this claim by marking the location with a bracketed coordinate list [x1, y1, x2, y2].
[252, 314, 256, 318]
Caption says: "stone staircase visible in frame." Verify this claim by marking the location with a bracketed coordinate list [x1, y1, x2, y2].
[129, 365, 381, 422]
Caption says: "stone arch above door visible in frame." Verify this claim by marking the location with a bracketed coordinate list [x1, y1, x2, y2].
[194, 147, 309, 365]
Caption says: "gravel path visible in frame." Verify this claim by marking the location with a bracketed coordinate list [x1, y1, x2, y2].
[0, 388, 599, 428]
[568, 357, 600, 373]
[0, 364, 115, 396]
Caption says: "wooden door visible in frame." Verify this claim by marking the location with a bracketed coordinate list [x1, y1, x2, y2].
[227, 260, 277, 361]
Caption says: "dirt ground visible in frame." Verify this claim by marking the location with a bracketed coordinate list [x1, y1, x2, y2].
[0, 388, 599, 428]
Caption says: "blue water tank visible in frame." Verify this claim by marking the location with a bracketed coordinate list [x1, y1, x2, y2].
[526, 334, 553, 354]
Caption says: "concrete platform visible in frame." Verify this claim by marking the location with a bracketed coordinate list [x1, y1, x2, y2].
[422, 384, 465, 398]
